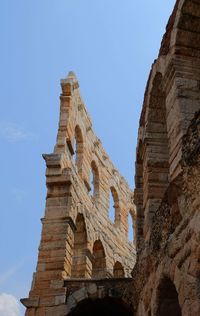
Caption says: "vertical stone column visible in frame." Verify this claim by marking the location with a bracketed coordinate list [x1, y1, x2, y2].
[134, 144, 144, 252]
[164, 57, 200, 181]
[55, 71, 80, 156]
[22, 155, 74, 315]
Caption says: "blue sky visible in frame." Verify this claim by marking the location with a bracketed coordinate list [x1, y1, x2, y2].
[0, 1, 175, 315]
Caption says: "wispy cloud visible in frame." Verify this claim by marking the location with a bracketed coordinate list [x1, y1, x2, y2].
[0, 260, 26, 287]
[0, 293, 21, 316]
[0, 121, 34, 142]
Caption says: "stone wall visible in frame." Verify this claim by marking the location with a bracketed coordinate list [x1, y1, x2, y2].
[133, 110, 200, 316]
[22, 72, 136, 315]
[133, 1, 200, 315]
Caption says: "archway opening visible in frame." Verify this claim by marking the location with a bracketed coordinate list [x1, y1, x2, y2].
[113, 261, 125, 278]
[108, 187, 120, 225]
[73, 125, 84, 172]
[71, 214, 90, 278]
[156, 278, 181, 316]
[89, 160, 99, 197]
[128, 212, 135, 242]
[68, 297, 133, 316]
[92, 240, 106, 278]
[109, 190, 115, 223]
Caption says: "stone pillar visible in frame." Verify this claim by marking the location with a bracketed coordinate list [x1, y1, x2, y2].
[22, 154, 74, 315]
[164, 57, 200, 181]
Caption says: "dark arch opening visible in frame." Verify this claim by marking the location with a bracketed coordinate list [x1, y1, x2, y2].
[109, 186, 120, 225]
[73, 125, 84, 173]
[68, 297, 133, 316]
[71, 214, 90, 278]
[89, 160, 99, 197]
[128, 211, 135, 243]
[113, 261, 125, 278]
[92, 240, 106, 278]
[156, 278, 181, 316]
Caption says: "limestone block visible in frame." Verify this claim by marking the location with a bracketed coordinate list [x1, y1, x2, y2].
[45, 305, 69, 316]
[55, 295, 66, 306]
[50, 280, 65, 289]
[72, 288, 88, 302]
[87, 283, 97, 295]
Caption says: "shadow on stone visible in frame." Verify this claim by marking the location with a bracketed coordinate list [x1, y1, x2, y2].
[67, 297, 133, 316]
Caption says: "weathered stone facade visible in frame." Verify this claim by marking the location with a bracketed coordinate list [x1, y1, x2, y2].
[21, 72, 136, 315]
[133, 0, 200, 315]
[22, 0, 200, 315]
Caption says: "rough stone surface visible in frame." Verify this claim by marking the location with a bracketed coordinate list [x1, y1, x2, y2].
[65, 278, 133, 313]
[22, 1, 200, 315]
[134, 1, 200, 315]
[22, 73, 136, 315]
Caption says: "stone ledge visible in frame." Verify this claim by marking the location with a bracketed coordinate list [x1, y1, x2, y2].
[20, 297, 40, 308]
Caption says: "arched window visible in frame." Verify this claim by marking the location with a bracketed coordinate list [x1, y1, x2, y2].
[89, 161, 99, 198]
[156, 277, 181, 316]
[108, 187, 120, 225]
[92, 240, 106, 278]
[89, 170, 94, 195]
[113, 261, 125, 278]
[108, 190, 115, 223]
[73, 137, 77, 161]
[71, 214, 90, 278]
[128, 212, 135, 243]
[73, 125, 84, 173]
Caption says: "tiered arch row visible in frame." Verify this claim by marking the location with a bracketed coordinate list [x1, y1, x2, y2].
[23, 72, 136, 315]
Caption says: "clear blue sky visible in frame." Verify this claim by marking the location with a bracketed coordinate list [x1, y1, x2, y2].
[0, 1, 175, 315]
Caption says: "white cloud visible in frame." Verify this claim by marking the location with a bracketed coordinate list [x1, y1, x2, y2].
[0, 293, 21, 316]
[0, 122, 33, 142]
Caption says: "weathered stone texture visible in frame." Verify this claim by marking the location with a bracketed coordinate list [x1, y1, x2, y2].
[22, 72, 136, 315]
[65, 278, 133, 313]
[133, 111, 200, 314]
[134, 1, 200, 315]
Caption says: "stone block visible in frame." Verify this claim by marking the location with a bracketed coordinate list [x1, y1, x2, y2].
[55, 295, 66, 306]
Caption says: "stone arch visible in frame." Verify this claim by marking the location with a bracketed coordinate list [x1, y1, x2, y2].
[128, 210, 135, 243]
[74, 125, 84, 173]
[174, 0, 200, 58]
[159, 0, 200, 180]
[160, 0, 200, 59]
[113, 261, 125, 278]
[155, 277, 181, 316]
[135, 72, 170, 247]
[92, 240, 106, 278]
[89, 160, 100, 198]
[109, 186, 121, 226]
[67, 297, 133, 316]
[143, 72, 170, 217]
[71, 213, 91, 278]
